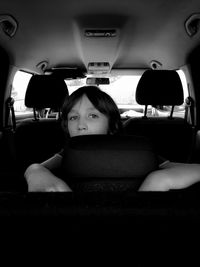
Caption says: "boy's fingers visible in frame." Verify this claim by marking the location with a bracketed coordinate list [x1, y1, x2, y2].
[45, 187, 57, 192]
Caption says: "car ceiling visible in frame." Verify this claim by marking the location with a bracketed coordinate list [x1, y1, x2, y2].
[0, 0, 200, 74]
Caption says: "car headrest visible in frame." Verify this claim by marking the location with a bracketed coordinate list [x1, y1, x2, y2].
[61, 135, 158, 191]
[25, 75, 68, 109]
[136, 70, 184, 106]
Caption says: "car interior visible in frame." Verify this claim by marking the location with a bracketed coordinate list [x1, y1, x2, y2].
[1, 0, 200, 260]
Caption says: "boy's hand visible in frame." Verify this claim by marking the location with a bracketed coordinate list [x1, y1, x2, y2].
[25, 164, 72, 192]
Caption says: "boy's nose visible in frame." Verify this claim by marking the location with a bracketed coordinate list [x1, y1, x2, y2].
[78, 119, 88, 131]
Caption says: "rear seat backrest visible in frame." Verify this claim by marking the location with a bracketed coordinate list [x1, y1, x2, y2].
[15, 74, 69, 171]
[123, 70, 194, 162]
[61, 135, 159, 192]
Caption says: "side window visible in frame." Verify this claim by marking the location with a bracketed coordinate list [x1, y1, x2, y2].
[11, 71, 32, 117]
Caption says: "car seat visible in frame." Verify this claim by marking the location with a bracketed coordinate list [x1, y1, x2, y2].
[123, 70, 195, 162]
[15, 74, 69, 172]
[61, 134, 159, 192]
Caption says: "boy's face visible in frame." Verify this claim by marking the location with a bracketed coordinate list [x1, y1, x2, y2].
[67, 95, 109, 137]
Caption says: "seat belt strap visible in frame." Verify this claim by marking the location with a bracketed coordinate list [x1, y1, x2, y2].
[185, 96, 194, 127]
[6, 97, 16, 131]
[184, 96, 197, 162]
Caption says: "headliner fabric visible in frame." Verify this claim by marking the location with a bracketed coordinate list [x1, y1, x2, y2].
[25, 74, 68, 108]
[136, 70, 184, 106]
[61, 135, 158, 191]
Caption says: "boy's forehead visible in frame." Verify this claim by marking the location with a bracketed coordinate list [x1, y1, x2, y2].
[70, 95, 96, 111]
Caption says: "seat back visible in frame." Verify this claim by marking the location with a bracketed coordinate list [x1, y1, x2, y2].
[15, 74, 69, 171]
[61, 134, 159, 192]
[136, 69, 183, 117]
[123, 70, 194, 162]
[25, 74, 68, 119]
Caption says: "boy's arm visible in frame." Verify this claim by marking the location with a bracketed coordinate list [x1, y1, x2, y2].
[41, 153, 63, 170]
[24, 154, 72, 192]
[139, 162, 200, 191]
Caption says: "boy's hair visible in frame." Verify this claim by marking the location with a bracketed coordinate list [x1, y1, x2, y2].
[61, 86, 122, 135]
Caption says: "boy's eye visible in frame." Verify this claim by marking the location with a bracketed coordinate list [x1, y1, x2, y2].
[68, 115, 78, 121]
[88, 113, 99, 119]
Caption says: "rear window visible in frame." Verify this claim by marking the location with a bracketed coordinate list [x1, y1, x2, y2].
[11, 70, 188, 119]
[65, 70, 188, 118]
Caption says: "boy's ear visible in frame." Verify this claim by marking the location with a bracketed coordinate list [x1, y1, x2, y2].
[110, 122, 122, 135]
[108, 127, 116, 135]
[61, 120, 68, 133]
